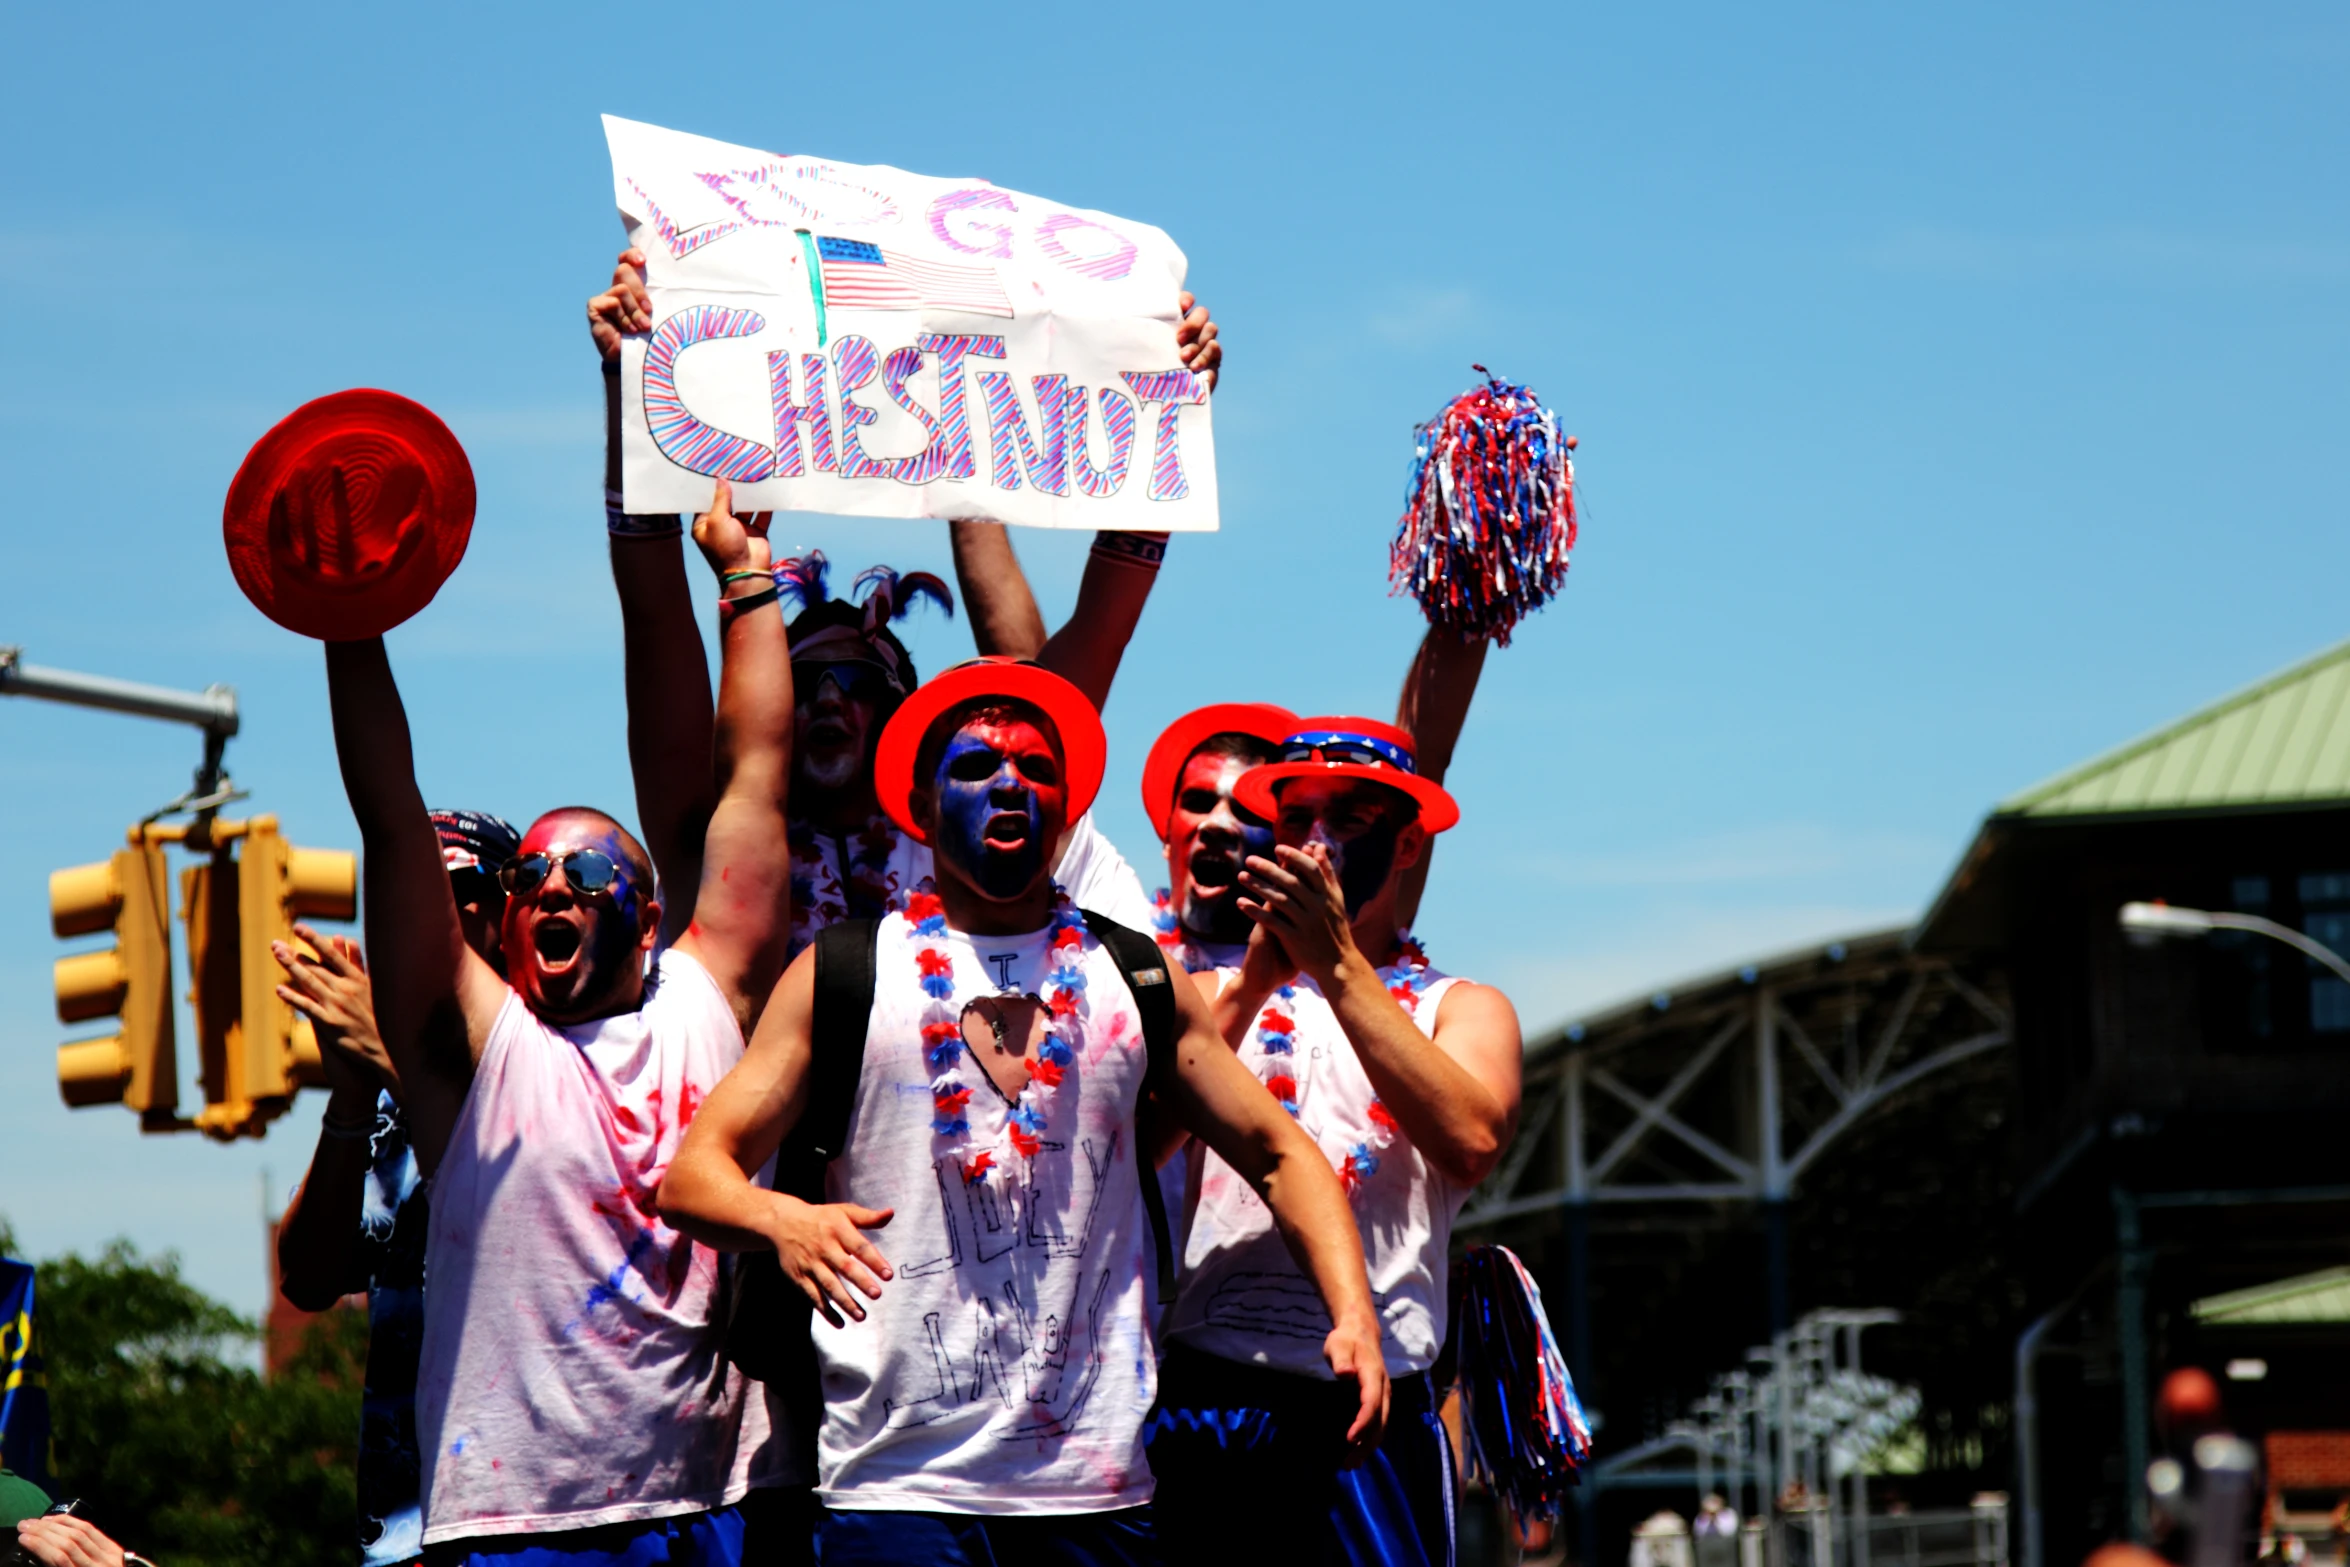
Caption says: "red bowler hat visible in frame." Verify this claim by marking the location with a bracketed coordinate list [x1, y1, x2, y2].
[873, 656, 1106, 844]
[223, 389, 476, 641]
[1139, 702, 1299, 842]
[1233, 716, 1461, 834]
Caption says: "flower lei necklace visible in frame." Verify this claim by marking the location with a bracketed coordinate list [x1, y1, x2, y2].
[1150, 886, 1218, 974]
[1150, 887, 1181, 953]
[1248, 933, 1432, 1194]
[912, 887, 1088, 1187]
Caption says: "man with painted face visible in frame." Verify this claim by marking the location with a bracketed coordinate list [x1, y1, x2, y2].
[1148, 716, 1524, 1567]
[319, 482, 798, 1567]
[1137, 704, 1297, 971]
[658, 658, 1387, 1567]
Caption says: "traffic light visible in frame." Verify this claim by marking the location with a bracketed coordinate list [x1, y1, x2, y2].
[180, 845, 243, 1140]
[183, 814, 356, 1140]
[236, 815, 356, 1105]
[49, 834, 179, 1127]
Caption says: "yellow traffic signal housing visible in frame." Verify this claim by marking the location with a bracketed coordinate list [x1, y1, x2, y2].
[180, 848, 244, 1140]
[181, 815, 357, 1139]
[237, 815, 356, 1104]
[49, 836, 179, 1126]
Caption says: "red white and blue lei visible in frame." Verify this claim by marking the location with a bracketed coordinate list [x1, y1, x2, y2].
[1246, 934, 1432, 1195]
[1150, 885, 1220, 974]
[911, 887, 1087, 1188]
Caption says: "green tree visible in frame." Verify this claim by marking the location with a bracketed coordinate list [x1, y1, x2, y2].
[4, 1223, 363, 1567]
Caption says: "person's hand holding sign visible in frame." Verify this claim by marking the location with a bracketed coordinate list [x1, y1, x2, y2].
[587, 247, 654, 364]
[1177, 290, 1222, 392]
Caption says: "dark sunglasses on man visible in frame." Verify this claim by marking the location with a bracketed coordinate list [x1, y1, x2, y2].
[499, 849, 633, 906]
[795, 660, 899, 707]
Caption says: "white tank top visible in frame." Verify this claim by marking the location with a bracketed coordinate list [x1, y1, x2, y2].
[416, 951, 785, 1544]
[1164, 962, 1468, 1379]
[787, 810, 1155, 961]
[813, 909, 1158, 1515]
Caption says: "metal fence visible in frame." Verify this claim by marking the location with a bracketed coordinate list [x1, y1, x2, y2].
[1773, 1501, 2009, 1567]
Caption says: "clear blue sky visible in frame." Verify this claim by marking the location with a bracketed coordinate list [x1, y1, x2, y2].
[5, 1, 2346, 1319]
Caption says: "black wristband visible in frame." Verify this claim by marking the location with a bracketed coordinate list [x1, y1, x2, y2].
[719, 583, 781, 621]
[1091, 530, 1170, 569]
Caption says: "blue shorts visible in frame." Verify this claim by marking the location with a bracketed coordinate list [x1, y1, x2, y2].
[1145, 1347, 1455, 1567]
[812, 1506, 1156, 1566]
[422, 1488, 813, 1567]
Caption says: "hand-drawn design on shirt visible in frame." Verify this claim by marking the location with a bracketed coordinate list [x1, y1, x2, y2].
[881, 1263, 1115, 1440]
[1200, 1272, 1394, 1344]
[879, 1131, 1123, 1437]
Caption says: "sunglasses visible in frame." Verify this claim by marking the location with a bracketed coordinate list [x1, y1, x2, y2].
[797, 661, 898, 706]
[499, 850, 631, 902]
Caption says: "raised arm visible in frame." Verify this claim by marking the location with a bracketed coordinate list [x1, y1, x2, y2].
[947, 293, 1224, 711]
[670, 480, 795, 1031]
[593, 247, 716, 944]
[322, 639, 506, 1177]
[659, 948, 897, 1327]
[1392, 628, 1491, 927]
[949, 521, 1048, 659]
[272, 932, 389, 1310]
[1167, 968, 1389, 1457]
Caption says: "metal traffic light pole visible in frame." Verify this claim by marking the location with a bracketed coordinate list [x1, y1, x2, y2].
[0, 645, 244, 835]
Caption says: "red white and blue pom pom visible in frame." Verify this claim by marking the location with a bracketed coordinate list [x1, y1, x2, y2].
[1390, 368, 1577, 647]
[1450, 1244, 1593, 1526]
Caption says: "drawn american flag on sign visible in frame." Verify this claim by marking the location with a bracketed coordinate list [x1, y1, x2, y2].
[815, 235, 1014, 318]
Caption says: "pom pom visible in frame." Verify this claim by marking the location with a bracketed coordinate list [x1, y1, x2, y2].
[1390, 368, 1577, 647]
[1448, 1244, 1592, 1528]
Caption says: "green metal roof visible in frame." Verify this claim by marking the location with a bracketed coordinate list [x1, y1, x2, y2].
[2191, 1266, 2350, 1326]
[1999, 637, 2350, 818]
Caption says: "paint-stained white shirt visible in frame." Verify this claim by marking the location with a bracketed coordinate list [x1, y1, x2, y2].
[416, 952, 786, 1544]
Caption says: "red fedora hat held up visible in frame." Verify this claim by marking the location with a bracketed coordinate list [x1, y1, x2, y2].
[223, 389, 476, 641]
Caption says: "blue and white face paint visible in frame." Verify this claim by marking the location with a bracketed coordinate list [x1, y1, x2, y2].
[928, 716, 1069, 905]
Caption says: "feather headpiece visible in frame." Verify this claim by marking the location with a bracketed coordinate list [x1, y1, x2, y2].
[853, 565, 955, 635]
[773, 551, 833, 614]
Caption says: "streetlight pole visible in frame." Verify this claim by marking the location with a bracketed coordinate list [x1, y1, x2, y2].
[2118, 901, 2350, 987]
[0, 645, 242, 835]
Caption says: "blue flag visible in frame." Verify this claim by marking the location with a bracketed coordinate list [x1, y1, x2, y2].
[0, 1259, 51, 1488]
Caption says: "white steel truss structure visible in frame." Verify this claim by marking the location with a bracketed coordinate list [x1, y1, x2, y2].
[1464, 928, 2012, 1225]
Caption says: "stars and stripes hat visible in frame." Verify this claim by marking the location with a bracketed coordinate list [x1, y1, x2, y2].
[1232, 717, 1462, 834]
[430, 808, 522, 876]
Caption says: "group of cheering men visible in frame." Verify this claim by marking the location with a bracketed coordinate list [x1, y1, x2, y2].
[270, 249, 1526, 1567]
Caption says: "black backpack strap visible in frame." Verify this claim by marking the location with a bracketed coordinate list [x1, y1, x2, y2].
[1080, 909, 1180, 1300]
[803, 917, 879, 1162]
[728, 918, 879, 1395]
